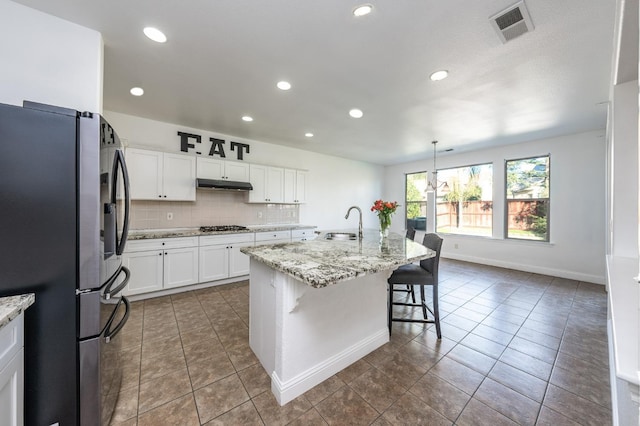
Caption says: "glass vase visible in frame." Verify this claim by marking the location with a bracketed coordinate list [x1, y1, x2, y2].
[379, 215, 391, 239]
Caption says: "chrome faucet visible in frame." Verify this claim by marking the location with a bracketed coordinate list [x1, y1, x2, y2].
[345, 206, 363, 240]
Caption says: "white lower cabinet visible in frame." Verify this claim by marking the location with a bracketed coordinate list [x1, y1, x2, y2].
[255, 230, 292, 245]
[123, 229, 312, 296]
[0, 313, 24, 426]
[292, 229, 316, 242]
[199, 244, 229, 282]
[229, 243, 252, 277]
[123, 237, 198, 296]
[164, 247, 200, 289]
[199, 234, 254, 283]
[122, 250, 164, 295]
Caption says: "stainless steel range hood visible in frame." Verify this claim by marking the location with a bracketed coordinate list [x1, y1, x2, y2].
[196, 178, 253, 191]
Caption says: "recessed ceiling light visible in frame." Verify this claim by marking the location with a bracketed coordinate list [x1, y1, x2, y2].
[349, 108, 364, 118]
[242, 116, 253, 122]
[353, 4, 373, 17]
[305, 133, 314, 138]
[277, 81, 291, 90]
[143, 27, 167, 43]
[430, 70, 449, 81]
[130, 87, 144, 96]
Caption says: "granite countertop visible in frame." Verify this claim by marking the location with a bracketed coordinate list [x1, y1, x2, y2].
[0, 293, 35, 330]
[240, 229, 434, 288]
[128, 225, 317, 240]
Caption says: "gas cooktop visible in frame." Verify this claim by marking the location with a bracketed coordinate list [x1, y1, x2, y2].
[199, 225, 249, 232]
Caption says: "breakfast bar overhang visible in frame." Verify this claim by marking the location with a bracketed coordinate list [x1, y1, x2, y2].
[241, 230, 433, 405]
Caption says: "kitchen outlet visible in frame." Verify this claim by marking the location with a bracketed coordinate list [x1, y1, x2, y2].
[454, 243, 459, 249]
[167, 212, 173, 220]
[257, 211, 263, 219]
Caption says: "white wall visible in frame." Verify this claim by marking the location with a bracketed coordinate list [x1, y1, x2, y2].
[103, 110, 384, 230]
[0, 0, 103, 113]
[384, 130, 607, 284]
[610, 80, 639, 258]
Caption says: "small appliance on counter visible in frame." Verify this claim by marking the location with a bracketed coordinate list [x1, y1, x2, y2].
[0, 101, 132, 425]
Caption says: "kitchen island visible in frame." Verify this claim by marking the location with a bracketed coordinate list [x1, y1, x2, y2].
[241, 229, 433, 405]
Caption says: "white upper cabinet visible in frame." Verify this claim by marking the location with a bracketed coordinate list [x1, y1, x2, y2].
[163, 153, 197, 200]
[284, 169, 295, 204]
[225, 160, 250, 181]
[126, 148, 196, 201]
[266, 167, 285, 203]
[197, 157, 249, 181]
[248, 164, 267, 203]
[249, 164, 284, 203]
[284, 169, 307, 204]
[126, 148, 162, 200]
[196, 157, 224, 179]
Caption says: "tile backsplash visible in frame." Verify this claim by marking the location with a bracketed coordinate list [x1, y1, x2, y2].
[129, 190, 299, 230]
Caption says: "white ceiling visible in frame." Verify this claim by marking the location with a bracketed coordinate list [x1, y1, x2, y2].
[14, 0, 617, 165]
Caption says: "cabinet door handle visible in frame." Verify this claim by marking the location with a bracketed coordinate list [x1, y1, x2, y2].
[159, 252, 162, 256]
[158, 195, 162, 198]
[164, 195, 167, 198]
[165, 252, 168, 255]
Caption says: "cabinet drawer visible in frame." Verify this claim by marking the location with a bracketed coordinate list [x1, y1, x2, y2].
[255, 230, 291, 242]
[291, 229, 316, 239]
[199, 233, 254, 246]
[0, 313, 23, 371]
[126, 237, 197, 252]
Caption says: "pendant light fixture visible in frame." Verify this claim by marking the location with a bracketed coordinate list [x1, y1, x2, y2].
[426, 140, 450, 193]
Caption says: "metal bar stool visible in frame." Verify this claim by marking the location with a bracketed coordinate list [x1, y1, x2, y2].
[387, 233, 443, 338]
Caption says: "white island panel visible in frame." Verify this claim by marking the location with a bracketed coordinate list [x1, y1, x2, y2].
[250, 260, 389, 405]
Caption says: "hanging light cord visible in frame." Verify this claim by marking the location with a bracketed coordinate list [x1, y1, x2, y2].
[430, 140, 438, 189]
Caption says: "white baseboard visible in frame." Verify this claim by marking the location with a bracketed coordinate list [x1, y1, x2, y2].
[271, 328, 389, 406]
[442, 252, 605, 285]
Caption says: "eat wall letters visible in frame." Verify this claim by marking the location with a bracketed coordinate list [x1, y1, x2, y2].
[177, 131, 250, 161]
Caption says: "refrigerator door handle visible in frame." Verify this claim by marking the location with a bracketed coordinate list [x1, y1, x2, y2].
[104, 296, 130, 343]
[103, 266, 130, 300]
[111, 149, 130, 255]
[103, 203, 116, 259]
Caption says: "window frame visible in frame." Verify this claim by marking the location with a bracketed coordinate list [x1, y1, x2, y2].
[504, 154, 551, 242]
[435, 162, 494, 237]
[405, 171, 428, 231]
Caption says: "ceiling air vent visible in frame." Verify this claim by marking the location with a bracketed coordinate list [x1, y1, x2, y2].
[490, 1, 534, 43]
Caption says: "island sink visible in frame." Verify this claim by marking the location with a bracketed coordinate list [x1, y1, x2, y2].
[324, 232, 357, 240]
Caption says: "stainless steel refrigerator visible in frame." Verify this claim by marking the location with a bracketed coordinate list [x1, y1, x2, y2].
[0, 100, 132, 425]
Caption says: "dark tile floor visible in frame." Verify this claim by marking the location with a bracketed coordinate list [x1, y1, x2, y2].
[110, 259, 611, 425]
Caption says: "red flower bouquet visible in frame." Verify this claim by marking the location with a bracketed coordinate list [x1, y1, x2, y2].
[371, 199, 399, 236]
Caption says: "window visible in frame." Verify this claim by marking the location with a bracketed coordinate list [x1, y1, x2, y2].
[405, 172, 427, 231]
[505, 155, 550, 241]
[436, 164, 493, 237]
